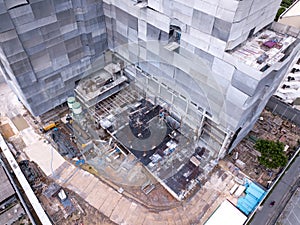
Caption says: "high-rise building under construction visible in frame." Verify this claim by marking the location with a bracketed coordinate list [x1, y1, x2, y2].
[0, 0, 300, 157]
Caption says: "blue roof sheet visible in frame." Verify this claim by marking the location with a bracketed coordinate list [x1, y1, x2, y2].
[245, 183, 265, 200]
[237, 182, 266, 215]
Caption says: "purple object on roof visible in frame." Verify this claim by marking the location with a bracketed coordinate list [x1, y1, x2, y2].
[263, 40, 276, 48]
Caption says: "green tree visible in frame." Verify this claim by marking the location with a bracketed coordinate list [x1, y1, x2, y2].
[281, 0, 293, 8]
[254, 139, 288, 169]
[275, 7, 286, 21]
[275, 0, 296, 21]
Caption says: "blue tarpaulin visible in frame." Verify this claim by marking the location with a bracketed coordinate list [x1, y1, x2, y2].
[237, 181, 266, 215]
[246, 182, 265, 200]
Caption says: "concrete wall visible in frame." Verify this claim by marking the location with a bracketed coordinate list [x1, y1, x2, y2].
[266, 96, 300, 126]
[227, 0, 282, 49]
[0, 0, 108, 116]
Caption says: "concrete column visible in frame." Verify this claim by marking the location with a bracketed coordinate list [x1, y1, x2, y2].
[218, 131, 231, 160]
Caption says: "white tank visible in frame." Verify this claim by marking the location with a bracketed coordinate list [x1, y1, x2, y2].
[72, 102, 82, 115]
[67, 97, 76, 109]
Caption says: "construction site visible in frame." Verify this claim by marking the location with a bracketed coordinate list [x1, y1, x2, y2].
[1, 55, 300, 223]
[31, 47, 228, 202]
[32, 48, 300, 212]
[1, 0, 300, 224]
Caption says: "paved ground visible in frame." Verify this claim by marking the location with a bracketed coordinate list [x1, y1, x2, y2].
[277, 187, 300, 225]
[250, 154, 300, 225]
[53, 162, 234, 225]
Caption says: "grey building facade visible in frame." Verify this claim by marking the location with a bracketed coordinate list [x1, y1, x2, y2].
[102, 0, 300, 155]
[1, 0, 300, 156]
[0, 0, 107, 115]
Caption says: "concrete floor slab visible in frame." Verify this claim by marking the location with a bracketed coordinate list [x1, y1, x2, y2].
[54, 162, 76, 183]
[0, 203, 25, 225]
[74, 174, 94, 193]
[143, 213, 169, 225]
[24, 139, 65, 176]
[85, 180, 104, 208]
[99, 188, 122, 217]
[11, 115, 29, 131]
[180, 215, 191, 225]
[20, 127, 41, 146]
[94, 184, 113, 208]
[80, 176, 98, 199]
[123, 204, 146, 225]
[158, 211, 178, 225]
[142, 213, 157, 225]
[110, 197, 132, 224]
[68, 170, 94, 191]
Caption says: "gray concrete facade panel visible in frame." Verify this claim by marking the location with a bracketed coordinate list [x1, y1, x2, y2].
[232, 70, 258, 96]
[194, 47, 214, 68]
[10, 58, 32, 75]
[5, 0, 28, 10]
[11, 12, 35, 26]
[7, 51, 27, 64]
[192, 9, 214, 35]
[2, 37, 23, 56]
[0, 13, 14, 32]
[57, 9, 75, 26]
[15, 71, 37, 88]
[0, 2, 6, 13]
[212, 18, 231, 42]
[25, 42, 46, 56]
[53, 0, 73, 12]
[31, 1, 54, 19]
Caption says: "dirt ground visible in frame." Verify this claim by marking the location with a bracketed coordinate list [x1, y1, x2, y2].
[67, 194, 117, 225]
[0, 123, 15, 139]
[11, 115, 29, 131]
[39, 185, 117, 225]
[226, 109, 300, 187]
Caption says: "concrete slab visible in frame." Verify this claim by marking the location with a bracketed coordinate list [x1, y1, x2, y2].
[68, 170, 94, 192]
[53, 162, 76, 183]
[142, 213, 156, 225]
[0, 203, 25, 225]
[123, 204, 147, 225]
[159, 211, 178, 225]
[143, 213, 168, 225]
[24, 139, 65, 176]
[80, 176, 98, 199]
[180, 214, 191, 225]
[11, 115, 29, 131]
[95, 184, 113, 208]
[110, 197, 132, 224]
[20, 127, 41, 146]
[79, 176, 97, 198]
[85, 180, 103, 208]
[99, 188, 122, 217]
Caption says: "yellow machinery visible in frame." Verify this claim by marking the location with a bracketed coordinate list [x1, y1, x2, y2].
[40, 121, 59, 132]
